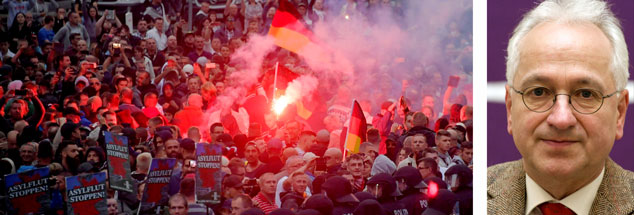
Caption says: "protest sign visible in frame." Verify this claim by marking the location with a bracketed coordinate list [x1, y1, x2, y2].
[65, 172, 108, 214]
[138, 158, 177, 214]
[105, 131, 134, 192]
[195, 143, 224, 204]
[4, 167, 51, 214]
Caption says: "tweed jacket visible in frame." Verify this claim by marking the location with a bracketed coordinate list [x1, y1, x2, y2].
[488, 159, 634, 215]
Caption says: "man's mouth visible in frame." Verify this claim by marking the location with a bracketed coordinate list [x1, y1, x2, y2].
[541, 139, 578, 147]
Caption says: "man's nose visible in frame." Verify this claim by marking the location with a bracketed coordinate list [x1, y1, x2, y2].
[546, 94, 577, 130]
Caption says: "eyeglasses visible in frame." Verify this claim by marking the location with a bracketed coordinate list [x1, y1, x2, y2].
[510, 86, 619, 114]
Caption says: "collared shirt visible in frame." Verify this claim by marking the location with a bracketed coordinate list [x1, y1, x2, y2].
[525, 167, 604, 215]
[146, 27, 167, 51]
[252, 192, 277, 214]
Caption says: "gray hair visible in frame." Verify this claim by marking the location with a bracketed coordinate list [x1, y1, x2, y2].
[506, 0, 629, 91]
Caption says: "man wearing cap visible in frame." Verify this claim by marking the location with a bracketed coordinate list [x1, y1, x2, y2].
[366, 173, 408, 215]
[394, 166, 428, 215]
[322, 176, 359, 215]
[223, 175, 246, 201]
[488, 0, 634, 214]
[445, 164, 472, 214]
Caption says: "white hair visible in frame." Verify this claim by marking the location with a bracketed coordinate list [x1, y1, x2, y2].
[506, 0, 629, 91]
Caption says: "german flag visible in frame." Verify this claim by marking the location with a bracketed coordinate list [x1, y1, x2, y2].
[344, 100, 368, 154]
[268, 0, 315, 54]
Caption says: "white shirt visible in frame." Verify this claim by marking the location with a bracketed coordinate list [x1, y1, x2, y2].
[274, 176, 311, 207]
[1, 49, 15, 59]
[525, 167, 604, 215]
[146, 27, 167, 51]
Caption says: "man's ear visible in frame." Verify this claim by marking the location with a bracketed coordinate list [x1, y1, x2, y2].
[505, 85, 513, 136]
[614, 89, 629, 140]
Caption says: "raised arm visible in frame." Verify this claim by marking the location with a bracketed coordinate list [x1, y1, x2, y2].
[25, 90, 45, 128]
[442, 85, 454, 115]
[224, 0, 233, 16]
[95, 10, 107, 35]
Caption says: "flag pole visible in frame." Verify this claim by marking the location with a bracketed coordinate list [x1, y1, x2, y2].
[273, 61, 279, 100]
[342, 99, 357, 161]
[273, 62, 279, 120]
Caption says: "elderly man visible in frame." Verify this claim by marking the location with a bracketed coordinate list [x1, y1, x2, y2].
[487, 0, 634, 214]
[19, 142, 37, 166]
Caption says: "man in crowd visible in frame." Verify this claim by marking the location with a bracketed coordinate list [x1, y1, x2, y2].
[488, 0, 633, 213]
[252, 173, 278, 213]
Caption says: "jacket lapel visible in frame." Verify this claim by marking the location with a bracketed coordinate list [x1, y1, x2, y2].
[589, 159, 634, 215]
[488, 160, 527, 214]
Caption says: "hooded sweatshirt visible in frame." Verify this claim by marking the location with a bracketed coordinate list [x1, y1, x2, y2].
[52, 21, 90, 50]
[85, 146, 106, 170]
[371, 155, 396, 176]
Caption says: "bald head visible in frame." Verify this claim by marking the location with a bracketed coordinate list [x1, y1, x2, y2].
[412, 112, 427, 127]
[187, 93, 203, 108]
[14, 120, 28, 133]
[88, 96, 103, 112]
[121, 87, 134, 103]
[324, 148, 342, 167]
[7, 130, 19, 149]
[285, 155, 304, 174]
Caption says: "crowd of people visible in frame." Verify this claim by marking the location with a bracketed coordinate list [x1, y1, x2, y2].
[0, 0, 473, 214]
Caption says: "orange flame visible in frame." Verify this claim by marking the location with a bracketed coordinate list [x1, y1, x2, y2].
[272, 96, 290, 115]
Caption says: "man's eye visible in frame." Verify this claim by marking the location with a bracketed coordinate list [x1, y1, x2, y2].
[531, 87, 547, 96]
[576, 89, 596, 99]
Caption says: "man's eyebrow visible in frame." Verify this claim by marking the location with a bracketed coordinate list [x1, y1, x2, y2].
[517, 73, 608, 91]
[516, 74, 552, 88]
[569, 78, 606, 92]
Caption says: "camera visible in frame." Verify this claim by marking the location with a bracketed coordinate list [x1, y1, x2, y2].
[243, 178, 259, 195]
[14, 90, 27, 96]
[48, 177, 57, 186]
[112, 43, 121, 57]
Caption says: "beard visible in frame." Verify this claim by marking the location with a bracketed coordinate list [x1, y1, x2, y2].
[168, 152, 182, 160]
[65, 156, 82, 174]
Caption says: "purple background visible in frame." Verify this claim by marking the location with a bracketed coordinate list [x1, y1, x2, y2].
[487, 0, 634, 171]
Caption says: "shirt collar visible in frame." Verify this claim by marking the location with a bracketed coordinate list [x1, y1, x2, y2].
[525, 167, 604, 215]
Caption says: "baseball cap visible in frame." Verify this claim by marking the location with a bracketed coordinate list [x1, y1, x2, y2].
[223, 175, 243, 188]
[182, 64, 194, 76]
